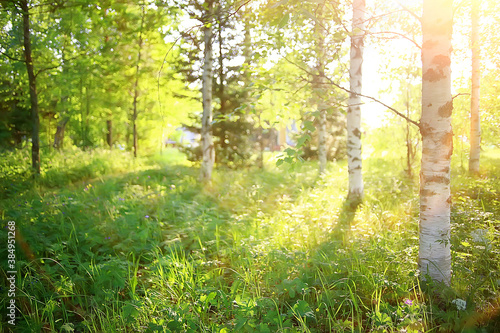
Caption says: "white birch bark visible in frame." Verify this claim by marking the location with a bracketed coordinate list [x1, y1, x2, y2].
[419, 0, 453, 285]
[200, 1, 215, 182]
[469, 0, 481, 175]
[347, 0, 364, 201]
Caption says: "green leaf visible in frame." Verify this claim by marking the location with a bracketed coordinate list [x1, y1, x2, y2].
[302, 120, 316, 132]
[60, 323, 75, 332]
[123, 302, 140, 319]
[296, 134, 311, 148]
[234, 317, 248, 331]
[278, 13, 290, 28]
[259, 323, 271, 333]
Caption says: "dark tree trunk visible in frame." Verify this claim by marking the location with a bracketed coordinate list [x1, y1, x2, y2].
[21, 0, 40, 174]
[132, 5, 145, 158]
[53, 117, 70, 149]
[106, 119, 112, 149]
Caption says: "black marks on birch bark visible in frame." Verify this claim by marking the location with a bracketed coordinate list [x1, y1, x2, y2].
[440, 166, 450, 173]
[419, 122, 433, 136]
[423, 68, 445, 82]
[422, 174, 450, 185]
[433, 54, 451, 68]
[442, 130, 454, 158]
[438, 101, 453, 118]
[420, 188, 437, 197]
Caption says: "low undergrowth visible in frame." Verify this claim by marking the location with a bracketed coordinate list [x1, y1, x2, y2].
[0, 148, 499, 332]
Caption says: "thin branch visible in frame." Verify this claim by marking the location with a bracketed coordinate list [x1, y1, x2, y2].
[34, 50, 92, 78]
[35, 63, 61, 77]
[367, 31, 421, 49]
[452, 92, 470, 100]
[397, 1, 421, 23]
[364, 9, 405, 25]
[157, 24, 201, 88]
[283, 57, 421, 129]
[0, 50, 24, 62]
[326, 2, 350, 34]
[292, 80, 309, 95]
[225, 0, 253, 22]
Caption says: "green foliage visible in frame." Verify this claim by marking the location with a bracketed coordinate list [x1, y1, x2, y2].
[300, 111, 346, 162]
[1, 147, 499, 331]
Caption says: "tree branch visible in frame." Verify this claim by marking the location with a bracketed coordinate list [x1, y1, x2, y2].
[367, 31, 421, 49]
[452, 92, 470, 100]
[34, 50, 92, 78]
[397, 2, 421, 23]
[0, 50, 24, 62]
[283, 57, 421, 129]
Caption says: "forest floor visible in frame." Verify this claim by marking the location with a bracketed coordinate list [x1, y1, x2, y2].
[1, 147, 499, 332]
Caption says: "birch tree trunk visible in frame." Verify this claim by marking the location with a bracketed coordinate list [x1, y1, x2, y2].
[21, 0, 40, 175]
[347, 0, 364, 201]
[469, 0, 481, 175]
[419, 0, 453, 285]
[200, 0, 215, 181]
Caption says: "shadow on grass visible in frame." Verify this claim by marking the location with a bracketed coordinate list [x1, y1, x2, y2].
[331, 196, 362, 243]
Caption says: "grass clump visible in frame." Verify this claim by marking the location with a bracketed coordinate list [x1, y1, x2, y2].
[1, 147, 499, 332]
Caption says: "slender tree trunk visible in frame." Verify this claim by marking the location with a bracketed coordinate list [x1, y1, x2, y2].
[419, 0, 453, 285]
[243, 9, 252, 80]
[106, 119, 112, 149]
[405, 72, 413, 178]
[21, 0, 40, 174]
[347, 0, 365, 201]
[318, 110, 327, 174]
[54, 117, 70, 149]
[217, 8, 227, 154]
[132, 5, 145, 158]
[257, 113, 264, 169]
[469, 0, 481, 175]
[405, 120, 413, 178]
[80, 75, 85, 147]
[85, 74, 92, 148]
[200, 0, 215, 181]
[314, 3, 327, 175]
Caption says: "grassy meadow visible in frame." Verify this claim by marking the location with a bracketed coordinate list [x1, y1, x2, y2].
[1, 147, 499, 332]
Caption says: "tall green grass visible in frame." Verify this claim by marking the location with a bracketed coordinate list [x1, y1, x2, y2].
[1, 147, 499, 332]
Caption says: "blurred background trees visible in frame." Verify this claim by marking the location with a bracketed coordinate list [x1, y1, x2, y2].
[0, 0, 498, 176]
